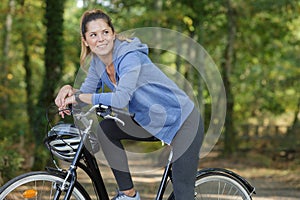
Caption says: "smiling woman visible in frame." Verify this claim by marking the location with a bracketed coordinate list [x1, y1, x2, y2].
[54, 9, 204, 200]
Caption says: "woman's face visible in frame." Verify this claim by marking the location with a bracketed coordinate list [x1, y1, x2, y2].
[83, 19, 115, 62]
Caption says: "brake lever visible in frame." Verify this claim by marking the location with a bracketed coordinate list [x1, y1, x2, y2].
[104, 115, 125, 126]
[95, 104, 127, 126]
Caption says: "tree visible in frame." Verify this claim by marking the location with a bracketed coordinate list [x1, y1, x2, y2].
[222, 0, 237, 155]
[32, 0, 66, 170]
[0, 0, 15, 119]
[233, 0, 300, 121]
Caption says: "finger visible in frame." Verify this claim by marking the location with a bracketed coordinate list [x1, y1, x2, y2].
[67, 88, 74, 97]
[55, 97, 61, 107]
[65, 110, 71, 116]
[58, 110, 65, 118]
[58, 106, 66, 117]
[55, 96, 65, 108]
[55, 86, 72, 106]
[64, 95, 75, 106]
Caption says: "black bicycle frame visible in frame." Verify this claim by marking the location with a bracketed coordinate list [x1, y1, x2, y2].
[50, 130, 173, 200]
[155, 150, 173, 200]
[78, 147, 110, 200]
[50, 131, 108, 200]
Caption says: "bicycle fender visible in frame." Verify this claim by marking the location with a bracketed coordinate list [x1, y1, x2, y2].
[197, 168, 256, 195]
[46, 167, 68, 177]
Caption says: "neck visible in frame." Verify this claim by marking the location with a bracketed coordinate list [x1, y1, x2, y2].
[106, 62, 114, 71]
[98, 53, 113, 66]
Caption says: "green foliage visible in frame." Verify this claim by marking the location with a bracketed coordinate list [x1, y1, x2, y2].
[233, 0, 300, 120]
[0, 138, 24, 184]
[0, 0, 299, 181]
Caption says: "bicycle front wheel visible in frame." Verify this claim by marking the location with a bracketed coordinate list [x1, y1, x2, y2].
[0, 171, 90, 200]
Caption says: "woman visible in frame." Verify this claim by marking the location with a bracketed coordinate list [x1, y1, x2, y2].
[55, 9, 203, 200]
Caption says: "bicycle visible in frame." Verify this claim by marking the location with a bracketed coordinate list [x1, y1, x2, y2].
[0, 104, 256, 200]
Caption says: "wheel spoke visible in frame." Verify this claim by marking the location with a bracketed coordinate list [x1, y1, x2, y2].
[0, 172, 86, 200]
[193, 174, 251, 200]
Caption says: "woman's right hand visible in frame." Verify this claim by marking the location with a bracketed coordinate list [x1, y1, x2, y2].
[55, 85, 74, 118]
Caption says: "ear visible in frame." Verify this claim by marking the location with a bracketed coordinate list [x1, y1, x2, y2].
[82, 37, 89, 47]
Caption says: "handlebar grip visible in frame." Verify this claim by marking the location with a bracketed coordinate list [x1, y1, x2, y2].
[97, 104, 134, 118]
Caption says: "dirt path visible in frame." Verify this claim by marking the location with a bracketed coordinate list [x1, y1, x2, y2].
[199, 153, 300, 200]
[74, 153, 300, 200]
[250, 177, 300, 200]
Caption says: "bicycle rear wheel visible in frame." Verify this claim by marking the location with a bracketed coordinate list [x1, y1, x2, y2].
[194, 173, 251, 200]
[167, 171, 252, 200]
[0, 171, 90, 200]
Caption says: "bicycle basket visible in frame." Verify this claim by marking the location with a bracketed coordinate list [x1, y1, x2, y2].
[45, 123, 81, 162]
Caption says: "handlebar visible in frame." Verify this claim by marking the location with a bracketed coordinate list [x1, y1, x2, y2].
[72, 104, 133, 127]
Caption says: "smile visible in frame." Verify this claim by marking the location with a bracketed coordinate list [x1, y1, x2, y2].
[97, 44, 107, 48]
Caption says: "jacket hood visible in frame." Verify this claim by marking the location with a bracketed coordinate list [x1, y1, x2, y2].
[113, 37, 149, 60]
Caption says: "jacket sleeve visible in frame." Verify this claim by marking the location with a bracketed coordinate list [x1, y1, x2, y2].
[80, 59, 103, 93]
[92, 51, 142, 108]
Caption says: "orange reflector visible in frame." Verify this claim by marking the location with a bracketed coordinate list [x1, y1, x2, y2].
[23, 189, 38, 198]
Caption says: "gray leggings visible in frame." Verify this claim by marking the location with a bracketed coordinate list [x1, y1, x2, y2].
[97, 107, 203, 200]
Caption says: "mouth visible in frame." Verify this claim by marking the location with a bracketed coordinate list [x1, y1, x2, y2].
[97, 44, 107, 48]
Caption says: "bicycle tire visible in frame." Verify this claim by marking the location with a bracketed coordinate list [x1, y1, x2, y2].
[0, 171, 91, 200]
[167, 171, 252, 200]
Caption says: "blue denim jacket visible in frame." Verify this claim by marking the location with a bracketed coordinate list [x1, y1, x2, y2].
[80, 38, 194, 144]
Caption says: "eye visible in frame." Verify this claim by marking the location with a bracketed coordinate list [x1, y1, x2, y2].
[89, 33, 96, 37]
[103, 30, 109, 35]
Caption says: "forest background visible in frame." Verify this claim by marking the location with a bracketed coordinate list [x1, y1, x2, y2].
[0, 0, 299, 190]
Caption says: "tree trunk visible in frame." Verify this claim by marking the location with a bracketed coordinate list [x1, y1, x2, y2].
[222, 0, 237, 155]
[0, 0, 15, 119]
[288, 97, 300, 135]
[32, 0, 65, 170]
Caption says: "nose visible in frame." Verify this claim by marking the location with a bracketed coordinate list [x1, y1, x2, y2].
[97, 34, 104, 42]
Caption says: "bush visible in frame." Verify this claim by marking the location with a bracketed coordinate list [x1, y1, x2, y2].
[0, 138, 24, 185]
